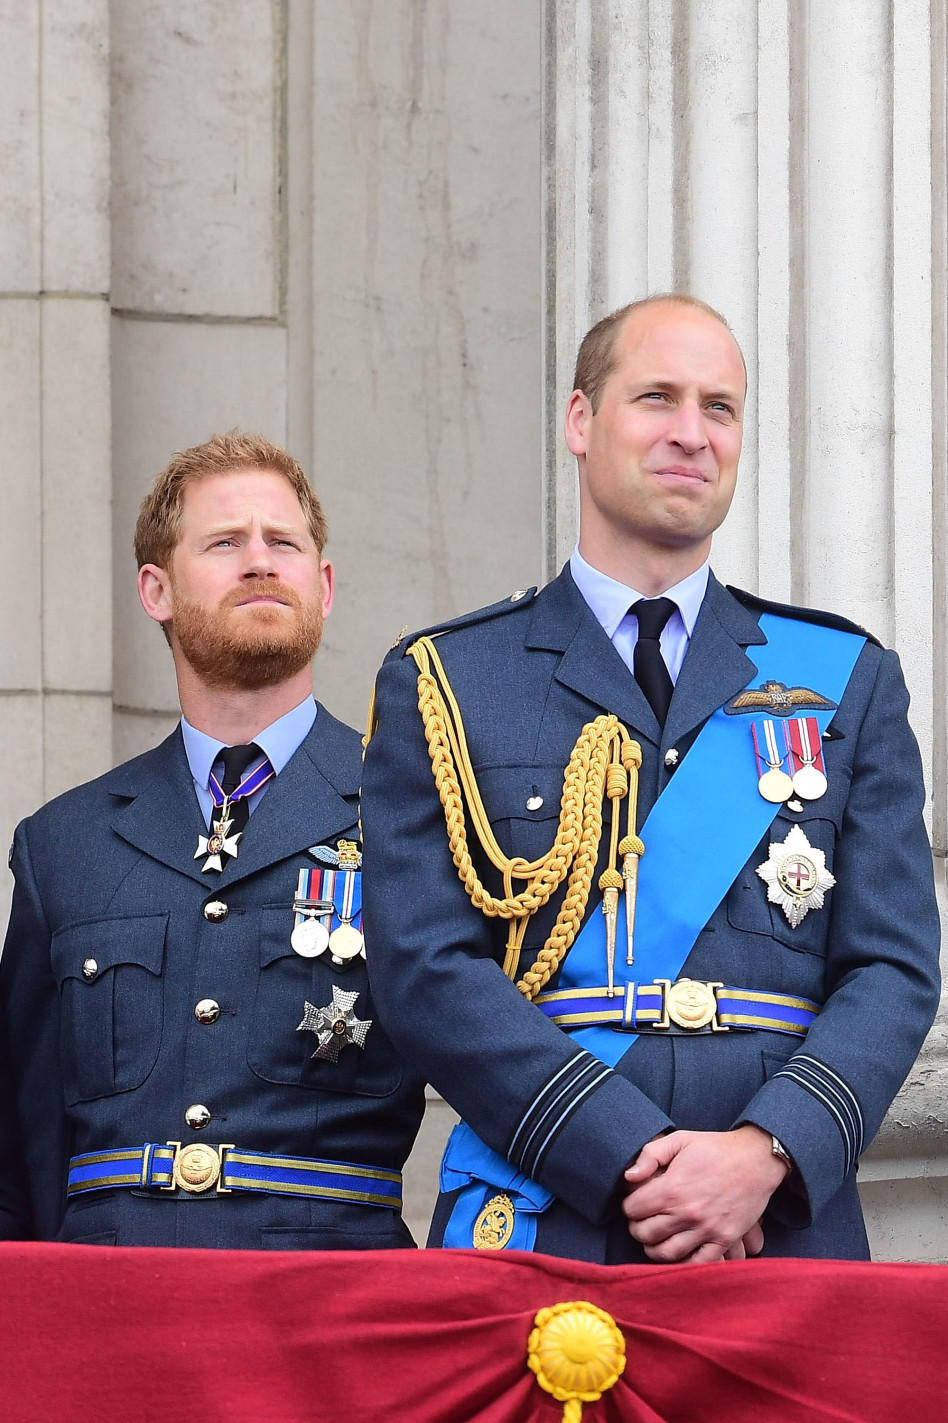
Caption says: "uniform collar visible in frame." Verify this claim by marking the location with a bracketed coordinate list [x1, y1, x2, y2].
[569, 547, 710, 639]
[180, 695, 318, 788]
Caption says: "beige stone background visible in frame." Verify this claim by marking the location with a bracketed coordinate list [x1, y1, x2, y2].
[1, 1, 946, 1255]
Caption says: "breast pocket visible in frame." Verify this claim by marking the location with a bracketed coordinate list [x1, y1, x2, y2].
[727, 804, 841, 958]
[50, 915, 167, 1105]
[474, 764, 567, 864]
[247, 908, 402, 1097]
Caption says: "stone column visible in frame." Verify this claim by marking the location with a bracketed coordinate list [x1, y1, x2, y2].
[544, 0, 948, 1259]
[109, 1, 289, 766]
[0, 1, 112, 927]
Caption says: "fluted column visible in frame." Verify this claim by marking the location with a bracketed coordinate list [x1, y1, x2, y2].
[0, 1, 112, 929]
[544, 0, 948, 1261]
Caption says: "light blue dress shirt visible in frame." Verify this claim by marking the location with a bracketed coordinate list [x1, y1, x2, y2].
[181, 695, 318, 827]
[569, 547, 710, 685]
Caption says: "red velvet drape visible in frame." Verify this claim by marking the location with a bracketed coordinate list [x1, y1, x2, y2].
[1, 1244, 942, 1421]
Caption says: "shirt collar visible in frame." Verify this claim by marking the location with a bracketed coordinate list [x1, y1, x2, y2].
[181, 695, 318, 789]
[569, 546, 710, 639]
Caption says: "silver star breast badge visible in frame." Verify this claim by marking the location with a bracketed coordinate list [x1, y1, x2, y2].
[756, 823, 836, 927]
[195, 815, 242, 873]
[297, 986, 372, 1062]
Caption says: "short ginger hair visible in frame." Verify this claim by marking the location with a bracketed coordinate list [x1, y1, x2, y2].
[572, 294, 741, 413]
[134, 431, 328, 570]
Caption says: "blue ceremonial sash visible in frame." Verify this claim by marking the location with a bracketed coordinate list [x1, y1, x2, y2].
[441, 611, 866, 1248]
[553, 614, 864, 1063]
[440, 1123, 554, 1251]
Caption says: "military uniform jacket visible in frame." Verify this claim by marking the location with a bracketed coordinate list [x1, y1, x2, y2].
[360, 568, 941, 1262]
[0, 707, 425, 1249]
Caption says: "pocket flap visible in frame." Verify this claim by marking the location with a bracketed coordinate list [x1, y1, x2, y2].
[473, 765, 567, 823]
[51, 914, 168, 982]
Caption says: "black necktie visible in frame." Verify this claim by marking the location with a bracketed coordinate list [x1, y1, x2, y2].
[632, 597, 677, 726]
[216, 743, 263, 837]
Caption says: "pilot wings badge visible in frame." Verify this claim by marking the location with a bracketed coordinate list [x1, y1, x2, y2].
[726, 681, 837, 717]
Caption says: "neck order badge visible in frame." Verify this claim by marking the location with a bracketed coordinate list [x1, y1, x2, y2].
[195, 752, 275, 873]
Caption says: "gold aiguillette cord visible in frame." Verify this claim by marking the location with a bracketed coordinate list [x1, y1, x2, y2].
[405, 635, 645, 1000]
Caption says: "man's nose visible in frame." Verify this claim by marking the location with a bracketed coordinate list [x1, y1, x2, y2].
[667, 400, 708, 453]
[240, 533, 277, 576]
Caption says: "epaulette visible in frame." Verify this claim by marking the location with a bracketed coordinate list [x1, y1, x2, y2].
[394, 586, 539, 655]
[727, 585, 882, 649]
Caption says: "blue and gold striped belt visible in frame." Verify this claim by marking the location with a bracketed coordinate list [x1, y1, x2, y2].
[66, 1143, 403, 1209]
[536, 978, 820, 1037]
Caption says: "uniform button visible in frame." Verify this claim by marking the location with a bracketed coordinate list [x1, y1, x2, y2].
[526, 795, 544, 811]
[82, 958, 98, 981]
[185, 1104, 211, 1130]
[194, 999, 221, 1025]
[510, 589, 527, 602]
[664, 748, 679, 768]
[203, 900, 229, 923]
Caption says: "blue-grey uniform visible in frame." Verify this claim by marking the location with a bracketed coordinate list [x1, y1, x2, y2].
[360, 566, 941, 1262]
[0, 703, 425, 1249]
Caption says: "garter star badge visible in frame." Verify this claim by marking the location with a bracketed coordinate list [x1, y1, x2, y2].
[756, 823, 836, 927]
[297, 986, 372, 1063]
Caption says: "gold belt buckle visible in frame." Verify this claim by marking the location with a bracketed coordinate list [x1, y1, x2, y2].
[162, 1141, 235, 1194]
[655, 978, 727, 1032]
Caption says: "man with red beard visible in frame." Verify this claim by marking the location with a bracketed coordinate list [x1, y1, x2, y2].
[0, 433, 425, 1249]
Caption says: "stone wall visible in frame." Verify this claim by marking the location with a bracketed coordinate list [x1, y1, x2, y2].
[1, 0, 945, 1258]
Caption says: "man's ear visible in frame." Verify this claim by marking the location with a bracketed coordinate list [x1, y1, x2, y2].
[564, 389, 592, 457]
[320, 559, 335, 619]
[138, 564, 174, 626]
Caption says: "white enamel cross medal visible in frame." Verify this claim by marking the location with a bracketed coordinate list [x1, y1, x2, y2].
[756, 823, 836, 927]
[195, 801, 242, 873]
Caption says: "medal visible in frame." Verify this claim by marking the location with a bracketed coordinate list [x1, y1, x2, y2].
[291, 917, 331, 958]
[195, 804, 242, 873]
[787, 717, 828, 801]
[752, 720, 794, 803]
[197, 758, 275, 873]
[292, 865, 364, 964]
[792, 764, 828, 800]
[296, 986, 372, 1062]
[756, 824, 836, 927]
[328, 923, 365, 961]
[326, 865, 365, 965]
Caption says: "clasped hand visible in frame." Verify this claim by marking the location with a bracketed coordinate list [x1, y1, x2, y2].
[622, 1124, 789, 1264]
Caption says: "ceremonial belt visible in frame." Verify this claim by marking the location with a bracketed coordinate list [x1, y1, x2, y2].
[536, 980, 820, 1037]
[66, 1144, 403, 1210]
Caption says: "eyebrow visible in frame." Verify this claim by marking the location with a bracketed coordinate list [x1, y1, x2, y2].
[200, 520, 305, 539]
[632, 378, 744, 402]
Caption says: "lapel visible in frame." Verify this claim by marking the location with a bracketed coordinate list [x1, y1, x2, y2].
[108, 705, 360, 889]
[663, 573, 767, 748]
[526, 566, 662, 745]
[525, 566, 768, 751]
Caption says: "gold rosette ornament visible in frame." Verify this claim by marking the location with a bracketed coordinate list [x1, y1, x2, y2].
[527, 1300, 626, 1421]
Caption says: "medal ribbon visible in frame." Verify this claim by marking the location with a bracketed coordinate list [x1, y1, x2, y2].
[293, 867, 362, 933]
[208, 757, 275, 810]
[295, 867, 327, 932]
[751, 718, 788, 776]
[331, 869, 362, 931]
[786, 716, 826, 775]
